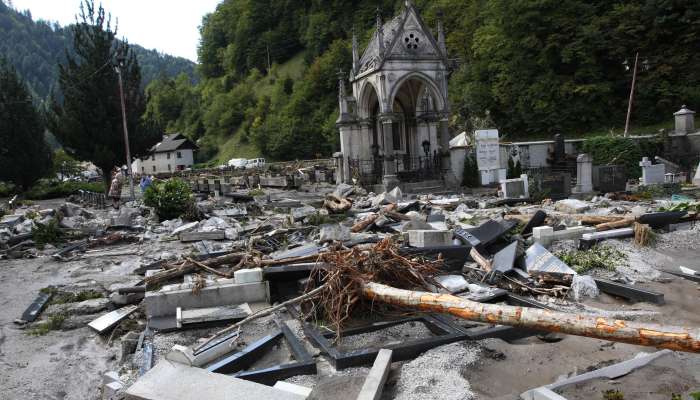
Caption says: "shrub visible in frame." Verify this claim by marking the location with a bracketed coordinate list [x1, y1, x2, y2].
[143, 178, 196, 221]
[581, 136, 663, 177]
[32, 217, 63, 248]
[24, 180, 105, 200]
[462, 150, 480, 188]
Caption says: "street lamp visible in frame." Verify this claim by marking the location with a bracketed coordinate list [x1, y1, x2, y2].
[115, 52, 135, 201]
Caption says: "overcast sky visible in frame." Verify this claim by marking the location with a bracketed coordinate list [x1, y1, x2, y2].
[11, 0, 222, 62]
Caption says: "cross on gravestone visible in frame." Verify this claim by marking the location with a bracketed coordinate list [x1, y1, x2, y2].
[639, 157, 665, 185]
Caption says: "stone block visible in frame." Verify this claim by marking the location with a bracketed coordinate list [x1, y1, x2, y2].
[273, 382, 312, 398]
[407, 230, 453, 248]
[234, 268, 263, 284]
[144, 281, 269, 318]
[103, 371, 121, 385]
[259, 176, 288, 188]
[103, 380, 123, 400]
[124, 361, 306, 400]
[319, 224, 351, 242]
[0, 214, 23, 228]
[554, 199, 590, 214]
[532, 226, 554, 247]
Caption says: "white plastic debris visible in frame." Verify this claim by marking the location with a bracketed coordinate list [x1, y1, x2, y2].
[679, 266, 697, 275]
[435, 275, 469, 293]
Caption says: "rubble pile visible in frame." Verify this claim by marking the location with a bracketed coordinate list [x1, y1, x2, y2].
[3, 181, 700, 400]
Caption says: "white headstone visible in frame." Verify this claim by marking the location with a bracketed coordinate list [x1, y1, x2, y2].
[694, 160, 700, 186]
[573, 153, 593, 194]
[475, 130, 500, 171]
[639, 158, 665, 185]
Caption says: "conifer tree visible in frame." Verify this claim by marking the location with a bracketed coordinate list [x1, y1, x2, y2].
[0, 57, 51, 189]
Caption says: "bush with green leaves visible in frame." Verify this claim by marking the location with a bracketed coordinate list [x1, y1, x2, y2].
[462, 150, 480, 188]
[31, 217, 62, 248]
[24, 180, 105, 200]
[143, 178, 196, 221]
[581, 136, 663, 178]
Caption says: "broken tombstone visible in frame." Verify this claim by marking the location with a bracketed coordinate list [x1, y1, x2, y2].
[319, 224, 351, 243]
[523, 243, 576, 284]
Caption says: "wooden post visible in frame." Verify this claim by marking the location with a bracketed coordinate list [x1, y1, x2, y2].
[624, 52, 639, 137]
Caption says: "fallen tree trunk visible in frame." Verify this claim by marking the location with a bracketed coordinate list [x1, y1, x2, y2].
[362, 282, 700, 353]
[595, 217, 636, 231]
[144, 253, 243, 287]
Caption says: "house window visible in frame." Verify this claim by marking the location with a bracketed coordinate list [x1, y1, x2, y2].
[141, 167, 145, 173]
[167, 152, 171, 159]
[168, 164, 171, 171]
[151, 154, 155, 161]
[152, 165, 156, 172]
[177, 151, 182, 159]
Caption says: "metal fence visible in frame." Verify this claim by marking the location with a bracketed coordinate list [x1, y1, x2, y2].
[349, 155, 442, 185]
[78, 190, 107, 209]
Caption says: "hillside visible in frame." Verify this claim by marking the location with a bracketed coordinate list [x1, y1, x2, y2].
[145, 0, 700, 163]
[0, 1, 196, 100]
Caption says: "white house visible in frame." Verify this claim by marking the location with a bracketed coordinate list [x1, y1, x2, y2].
[133, 133, 198, 175]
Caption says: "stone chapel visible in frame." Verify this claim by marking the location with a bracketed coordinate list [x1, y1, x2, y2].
[336, 1, 452, 190]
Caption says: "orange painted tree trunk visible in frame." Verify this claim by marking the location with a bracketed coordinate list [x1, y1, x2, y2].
[363, 282, 700, 353]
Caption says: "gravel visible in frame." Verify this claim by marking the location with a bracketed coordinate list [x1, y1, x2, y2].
[393, 342, 479, 400]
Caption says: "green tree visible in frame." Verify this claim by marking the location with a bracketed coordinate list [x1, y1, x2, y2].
[0, 57, 52, 189]
[49, 0, 159, 191]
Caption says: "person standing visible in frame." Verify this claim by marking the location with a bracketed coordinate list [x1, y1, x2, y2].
[108, 167, 124, 209]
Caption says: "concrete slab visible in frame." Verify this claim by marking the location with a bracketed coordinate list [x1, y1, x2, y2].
[273, 381, 312, 398]
[177, 303, 252, 327]
[357, 349, 393, 400]
[179, 231, 226, 242]
[407, 230, 453, 248]
[124, 361, 305, 400]
[88, 305, 138, 333]
[144, 281, 269, 318]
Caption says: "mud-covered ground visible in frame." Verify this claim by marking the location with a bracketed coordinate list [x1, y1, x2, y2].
[2, 197, 700, 399]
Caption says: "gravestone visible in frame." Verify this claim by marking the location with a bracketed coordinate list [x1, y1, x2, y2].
[694, 160, 700, 186]
[475, 129, 506, 185]
[639, 157, 665, 185]
[500, 174, 529, 199]
[674, 105, 695, 135]
[572, 153, 594, 197]
[593, 165, 626, 193]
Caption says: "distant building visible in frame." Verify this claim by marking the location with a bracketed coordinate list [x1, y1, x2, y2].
[132, 133, 198, 175]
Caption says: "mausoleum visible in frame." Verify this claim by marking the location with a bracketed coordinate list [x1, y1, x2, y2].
[336, 1, 452, 191]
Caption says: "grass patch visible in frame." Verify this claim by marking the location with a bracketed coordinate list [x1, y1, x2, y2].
[248, 188, 266, 197]
[556, 245, 627, 274]
[41, 287, 104, 305]
[602, 389, 624, 400]
[24, 180, 105, 200]
[28, 314, 66, 336]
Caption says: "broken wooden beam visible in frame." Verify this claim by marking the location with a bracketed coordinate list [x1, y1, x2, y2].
[362, 282, 700, 353]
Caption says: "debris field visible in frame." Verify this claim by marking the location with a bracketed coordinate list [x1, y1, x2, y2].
[2, 182, 700, 400]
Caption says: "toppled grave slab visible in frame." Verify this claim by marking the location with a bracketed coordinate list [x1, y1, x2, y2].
[125, 361, 306, 400]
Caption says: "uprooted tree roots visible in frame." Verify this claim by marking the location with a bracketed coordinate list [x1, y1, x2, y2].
[305, 238, 442, 336]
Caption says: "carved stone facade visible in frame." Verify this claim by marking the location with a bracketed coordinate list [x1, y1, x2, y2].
[337, 1, 451, 188]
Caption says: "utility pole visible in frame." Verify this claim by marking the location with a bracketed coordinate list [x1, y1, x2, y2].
[624, 52, 639, 137]
[115, 54, 135, 201]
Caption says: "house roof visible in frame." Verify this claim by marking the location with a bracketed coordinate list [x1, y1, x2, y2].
[150, 133, 198, 153]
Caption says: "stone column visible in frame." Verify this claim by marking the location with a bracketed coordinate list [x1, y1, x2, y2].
[338, 124, 353, 183]
[572, 153, 593, 197]
[380, 116, 399, 190]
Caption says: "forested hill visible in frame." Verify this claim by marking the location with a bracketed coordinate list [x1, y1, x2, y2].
[145, 1, 700, 164]
[0, 1, 196, 99]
